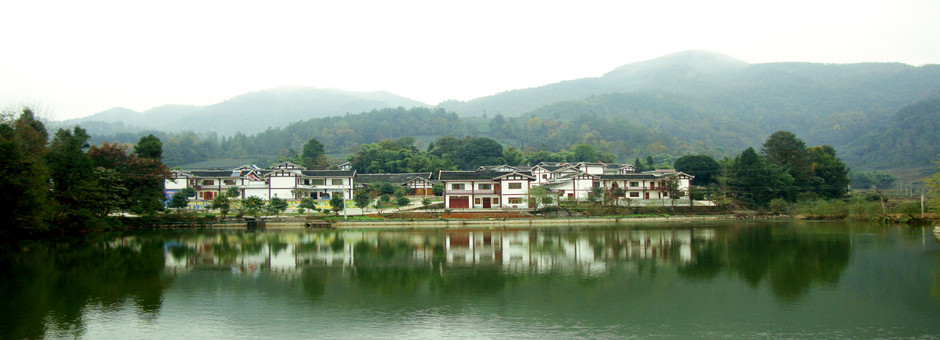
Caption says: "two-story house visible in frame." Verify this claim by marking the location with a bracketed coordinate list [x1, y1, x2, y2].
[438, 170, 535, 209]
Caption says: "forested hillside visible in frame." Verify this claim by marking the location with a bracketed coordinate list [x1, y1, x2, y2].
[67, 50, 940, 175]
[842, 95, 940, 169]
[63, 86, 427, 135]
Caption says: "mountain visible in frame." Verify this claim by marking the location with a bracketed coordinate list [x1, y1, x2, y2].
[438, 50, 750, 117]
[842, 95, 940, 169]
[64, 86, 428, 135]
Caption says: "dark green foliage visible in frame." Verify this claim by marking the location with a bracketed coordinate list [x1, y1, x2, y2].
[762, 131, 814, 191]
[730, 147, 793, 207]
[0, 124, 47, 231]
[395, 196, 411, 209]
[241, 196, 264, 216]
[808, 146, 850, 199]
[265, 197, 288, 217]
[673, 155, 720, 185]
[329, 194, 345, 214]
[354, 190, 373, 209]
[842, 94, 940, 168]
[849, 171, 895, 190]
[297, 197, 317, 214]
[349, 137, 455, 173]
[455, 137, 504, 169]
[133, 134, 163, 160]
[168, 189, 193, 210]
[301, 138, 329, 169]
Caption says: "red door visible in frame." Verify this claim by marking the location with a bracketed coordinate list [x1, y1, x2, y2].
[450, 196, 470, 209]
[482, 198, 492, 208]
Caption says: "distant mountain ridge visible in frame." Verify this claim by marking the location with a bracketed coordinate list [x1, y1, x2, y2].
[63, 86, 428, 135]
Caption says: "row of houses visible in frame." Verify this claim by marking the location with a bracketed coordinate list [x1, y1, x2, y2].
[164, 161, 693, 209]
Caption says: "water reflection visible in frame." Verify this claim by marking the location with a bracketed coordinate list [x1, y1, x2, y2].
[0, 235, 170, 339]
[2, 223, 939, 338]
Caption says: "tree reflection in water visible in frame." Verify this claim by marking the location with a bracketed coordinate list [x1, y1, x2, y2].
[0, 233, 170, 339]
[679, 223, 851, 301]
[0, 224, 916, 339]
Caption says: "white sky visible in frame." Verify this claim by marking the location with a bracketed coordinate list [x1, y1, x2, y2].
[2, 0, 939, 120]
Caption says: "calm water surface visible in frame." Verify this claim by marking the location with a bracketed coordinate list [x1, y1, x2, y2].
[2, 221, 939, 339]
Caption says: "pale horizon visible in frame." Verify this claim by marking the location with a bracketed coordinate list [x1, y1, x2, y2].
[3, 0, 939, 121]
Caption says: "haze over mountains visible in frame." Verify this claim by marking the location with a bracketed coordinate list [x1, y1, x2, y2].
[62, 50, 940, 173]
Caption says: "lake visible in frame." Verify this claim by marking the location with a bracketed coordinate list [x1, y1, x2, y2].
[2, 221, 939, 339]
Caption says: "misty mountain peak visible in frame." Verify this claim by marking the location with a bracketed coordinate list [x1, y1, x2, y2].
[604, 50, 749, 78]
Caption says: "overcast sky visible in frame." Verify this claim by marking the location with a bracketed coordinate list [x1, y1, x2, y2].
[2, 0, 939, 121]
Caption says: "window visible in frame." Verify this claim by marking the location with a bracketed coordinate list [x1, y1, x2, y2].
[202, 180, 214, 186]
[593, 182, 600, 188]
[331, 179, 343, 185]
[475, 198, 481, 205]
[451, 183, 465, 190]
[478, 183, 492, 190]
[493, 198, 499, 205]
[303, 179, 310, 185]
[223, 180, 236, 185]
[629, 192, 640, 198]
[629, 182, 639, 187]
[508, 197, 522, 204]
[507, 183, 522, 189]
[312, 179, 325, 185]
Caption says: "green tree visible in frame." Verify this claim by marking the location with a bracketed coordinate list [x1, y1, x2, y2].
[663, 177, 685, 207]
[730, 147, 793, 207]
[209, 194, 231, 219]
[134, 134, 163, 160]
[0, 121, 48, 231]
[241, 196, 264, 216]
[354, 190, 373, 210]
[329, 193, 345, 215]
[298, 197, 317, 215]
[301, 138, 329, 169]
[396, 196, 411, 210]
[762, 130, 813, 196]
[807, 145, 850, 199]
[168, 187, 196, 211]
[674, 155, 720, 185]
[456, 137, 503, 169]
[265, 196, 288, 217]
[46, 127, 96, 223]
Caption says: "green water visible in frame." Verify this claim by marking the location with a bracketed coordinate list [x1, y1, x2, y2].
[2, 221, 939, 339]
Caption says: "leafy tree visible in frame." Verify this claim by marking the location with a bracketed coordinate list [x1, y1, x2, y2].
[663, 177, 685, 207]
[209, 194, 231, 219]
[226, 186, 241, 198]
[421, 198, 432, 208]
[503, 146, 525, 166]
[730, 147, 793, 207]
[674, 155, 720, 185]
[46, 127, 97, 223]
[241, 196, 264, 216]
[354, 190, 373, 210]
[134, 134, 163, 160]
[265, 196, 288, 217]
[432, 183, 444, 196]
[298, 197, 317, 215]
[301, 137, 329, 169]
[762, 130, 813, 195]
[588, 186, 604, 203]
[456, 137, 503, 169]
[168, 187, 196, 211]
[0, 122, 48, 230]
[396, 196, 411, 210]
[88, 141, 170, 214]
[849, 171, 895, 190]
[807, 145, 850, 198]
[329, 193, 345, 215]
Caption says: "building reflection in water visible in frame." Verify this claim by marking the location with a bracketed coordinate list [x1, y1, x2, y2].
[159, 228, 716, 276]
